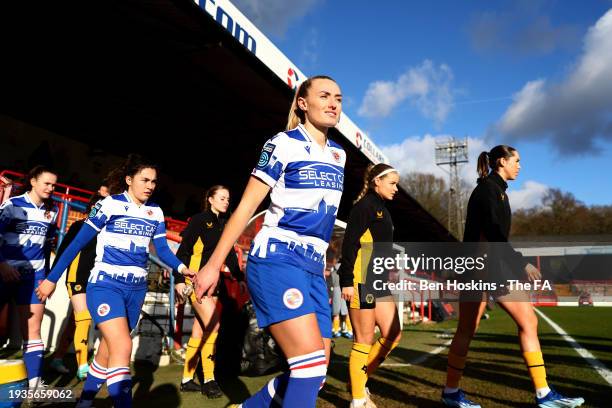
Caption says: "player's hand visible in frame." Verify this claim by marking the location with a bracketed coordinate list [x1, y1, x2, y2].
[174, 282, 187, 304]
[35, 279, 56, 302]
[0, 262, 20, 282]
[524, 263, 542, 282]
[389, 270, 399, 283]
[341, 286, 354, 303]
[193, 263, 221, 302]
[180, 266, 196, 278]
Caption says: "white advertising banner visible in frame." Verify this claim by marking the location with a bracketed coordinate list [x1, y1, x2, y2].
[194, 0, 389, 164]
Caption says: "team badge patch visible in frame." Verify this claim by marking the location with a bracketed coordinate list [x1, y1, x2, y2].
[332, 150, 341, 163]
[89, 202, 102, 218]
[365, 294, 375, 304]
[75, 284, 82, 291]
[257, 143, 276, 169]
[97, 303, 111, 317]
[283, 288, 303, 310]
[206, 222, 213, 228]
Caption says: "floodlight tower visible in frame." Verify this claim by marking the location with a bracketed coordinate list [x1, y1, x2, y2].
[435, 138, 468, 240]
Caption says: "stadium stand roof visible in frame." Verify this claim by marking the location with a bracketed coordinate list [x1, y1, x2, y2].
[1, 0, 453, 242]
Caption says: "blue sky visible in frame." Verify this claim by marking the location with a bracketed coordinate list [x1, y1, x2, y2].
[234, 0, 612, 209]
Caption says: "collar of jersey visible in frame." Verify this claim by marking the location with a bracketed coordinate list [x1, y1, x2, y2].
[297, 123, 331, 148]
[122, 191, 133, 203]
[366, 190, 385, 204]
[488, 172, 508, 191]
[122, 191, 152, 208]
[22, 192, 45, 210]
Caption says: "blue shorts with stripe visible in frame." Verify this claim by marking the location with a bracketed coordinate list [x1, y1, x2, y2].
[246, 245, 331, 339]
[86, 272, 147, 330]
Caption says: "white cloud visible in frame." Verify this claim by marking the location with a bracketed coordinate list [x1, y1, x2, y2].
[380, 134, 487, 186]
[232, 0, 321, 38]
[358, 60, 455, 126]
[507, 180, 549, 210]
[382, 135, 550, 210]
[497, 9, 612, 155]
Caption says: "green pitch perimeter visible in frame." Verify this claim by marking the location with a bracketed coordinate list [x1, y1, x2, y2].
[2, 306, 609, 407]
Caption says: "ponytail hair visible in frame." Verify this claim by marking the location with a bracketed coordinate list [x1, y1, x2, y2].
[24, 165, 57, 213]
[477, 145, 517, 179]
[105, 154, 158, 195]
[355, 163, 397, 203]
[286, 75, 337, 130]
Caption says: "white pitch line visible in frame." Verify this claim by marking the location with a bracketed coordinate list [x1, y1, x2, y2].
[534, 307, 612, 386]
[381, 339, 453, 368]
[331, 339, 452, 368]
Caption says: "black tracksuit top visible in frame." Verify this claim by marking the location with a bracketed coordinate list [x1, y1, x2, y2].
[173, 209, 241, 284]
[464, 172, 526, 273]
[338, 191, 394, 288]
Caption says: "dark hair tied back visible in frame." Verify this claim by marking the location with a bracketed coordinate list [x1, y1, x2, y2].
[477, 145, 516, 179]
[105, 154, 158, 195]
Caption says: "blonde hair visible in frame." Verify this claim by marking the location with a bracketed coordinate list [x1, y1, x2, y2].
[286, 75, 337, 130]
[355, 163, 397, 203]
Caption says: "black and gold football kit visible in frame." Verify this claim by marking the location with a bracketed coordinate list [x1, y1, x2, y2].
[54, 219, 97, 297]
[338, 191, 394, 309]
[173, 209, 242, 300]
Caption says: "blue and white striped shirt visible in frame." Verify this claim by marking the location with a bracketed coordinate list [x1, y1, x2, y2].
[86, 192, 167, 282]
[0, 193, 58, 274]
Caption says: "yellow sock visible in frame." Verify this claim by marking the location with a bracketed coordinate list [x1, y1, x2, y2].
[201, 332, 218, 381]
[345, 315, 353, 333]
[446, 352, 467, 388]
[349, 343, 371, 399]
[523, 351, 548, 390]
[73, 310, 91, 368]
[367, 337, 399, 375]
[332, 316, 340, 333]
[183, 337, 203, 382]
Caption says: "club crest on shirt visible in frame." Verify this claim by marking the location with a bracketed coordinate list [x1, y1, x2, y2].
[331, 150, 341, 163]
[283, 288, 303, 310]
[206, 222, 213, 228]
[146, 209, 153, 216]
[376, 210, 384, 219]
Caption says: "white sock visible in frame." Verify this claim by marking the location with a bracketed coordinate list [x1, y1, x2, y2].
[181, 377, 192, 384]
[444, 387, 459, 394]
[536, 386, 551, 398]
[204, 378, 215, 383]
